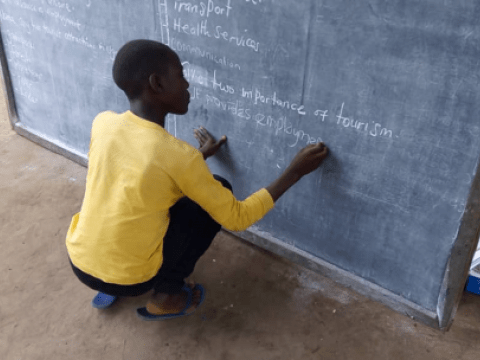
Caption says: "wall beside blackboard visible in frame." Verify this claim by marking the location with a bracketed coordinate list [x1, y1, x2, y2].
[1, 0, 480, 329]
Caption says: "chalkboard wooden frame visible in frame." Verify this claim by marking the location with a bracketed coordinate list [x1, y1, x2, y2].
[1, 8, 479, 330]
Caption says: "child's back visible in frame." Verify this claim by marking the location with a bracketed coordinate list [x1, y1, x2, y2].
[67, 109, 274, 286]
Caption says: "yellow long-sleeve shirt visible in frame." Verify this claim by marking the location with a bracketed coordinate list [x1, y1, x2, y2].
[66, 111, 275, 285]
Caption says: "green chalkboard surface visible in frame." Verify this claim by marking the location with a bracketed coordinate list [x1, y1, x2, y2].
[2, 0, 480, 329]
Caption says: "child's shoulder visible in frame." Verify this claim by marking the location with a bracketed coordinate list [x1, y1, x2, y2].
[91, 110, 119, 128]
[95, 110, 119, 121]
[150, 131, 203, 174]
[162, 131, 201, 159]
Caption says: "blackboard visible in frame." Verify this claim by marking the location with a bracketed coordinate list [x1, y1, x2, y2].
[2, 0, 480, 329]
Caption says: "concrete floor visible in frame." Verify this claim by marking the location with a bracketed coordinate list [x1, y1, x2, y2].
[1, 87, 480, 360]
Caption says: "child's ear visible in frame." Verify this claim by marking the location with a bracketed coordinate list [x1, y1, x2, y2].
[148, 73, 163, 93]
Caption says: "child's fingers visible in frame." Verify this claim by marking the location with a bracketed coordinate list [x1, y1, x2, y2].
[315, 146, 328, 160]
[193, 133, 207, 148]
[194, 128, 205, 136]
[302, 143, 325, 157]
[196, 128, 227, 151]
[303, 144, 328, 164]
[304, 142, 325, 153]
[199, 127, 213, 138]
[312, 143, 327, 154]
[194, 129, 208, 141]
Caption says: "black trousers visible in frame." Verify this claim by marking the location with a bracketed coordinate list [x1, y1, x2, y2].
[70, 175, 232, 296]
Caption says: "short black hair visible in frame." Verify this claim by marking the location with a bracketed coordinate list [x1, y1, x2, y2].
[112, 39, 173, 100]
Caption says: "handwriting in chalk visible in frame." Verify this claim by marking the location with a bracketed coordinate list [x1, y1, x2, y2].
[212, 70, 235, 94]
[171, 37, 241, 70]
[15, 78, 38, 103]
[180, 60, 397, 142]
[46, 0, 75, 13]
[0, 9, 16, 24]
[253, 112, 323, 147]
[4, 30, 34, 49]
[43, 7, 82, 30]
[244, 87, 306, 116]
[205, 93, 251, 120]
[174, 0, 232, 18]
[1, 0, 81, 30]
[8, 48, 31, 63]
[202, 91, 322, 148]
[334, 103, 393, 138]
[10, 62, 42, 81]
[172, 17, 260, 52]
[0, 0, 397, 144]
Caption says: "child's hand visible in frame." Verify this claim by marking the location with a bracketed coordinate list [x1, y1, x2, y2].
[286, 143, 329, 177]
[193, 127, 227, 160]
[265, 142, 329, 202]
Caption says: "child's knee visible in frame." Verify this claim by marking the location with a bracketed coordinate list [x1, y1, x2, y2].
[213, 175, 233, 192]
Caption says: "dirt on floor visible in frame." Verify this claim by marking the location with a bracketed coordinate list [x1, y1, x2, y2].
[1, 83, 480, 360]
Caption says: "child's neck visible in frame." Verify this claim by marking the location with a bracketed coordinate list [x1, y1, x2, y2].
[129, 99, 167, 128]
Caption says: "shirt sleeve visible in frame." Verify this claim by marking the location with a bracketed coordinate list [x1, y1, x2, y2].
[174, 152, 275, 232]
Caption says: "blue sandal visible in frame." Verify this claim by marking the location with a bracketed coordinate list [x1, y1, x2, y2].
[91, 292, 118, 309]
[136, 284, 205, 321]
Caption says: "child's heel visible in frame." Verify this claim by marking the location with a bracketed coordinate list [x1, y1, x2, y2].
[91, 292, 117, 309]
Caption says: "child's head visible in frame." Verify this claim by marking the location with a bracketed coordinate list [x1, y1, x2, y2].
[113, 40, 190, 115]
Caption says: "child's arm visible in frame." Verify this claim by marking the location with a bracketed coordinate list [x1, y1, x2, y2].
[194, 126, 328, 202]
[266, 143, 328, 202]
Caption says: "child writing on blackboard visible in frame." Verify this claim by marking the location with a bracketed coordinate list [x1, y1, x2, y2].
[65, 39, 328, 320]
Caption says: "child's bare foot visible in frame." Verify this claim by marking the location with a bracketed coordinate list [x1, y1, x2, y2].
[146, 283, 203, 316]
